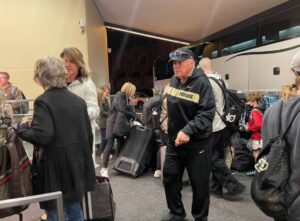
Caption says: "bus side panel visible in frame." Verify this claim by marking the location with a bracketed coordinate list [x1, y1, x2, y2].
[213, 37, 300, 91]
[213, 56, 249, 91]
[248, 38, 300, 91]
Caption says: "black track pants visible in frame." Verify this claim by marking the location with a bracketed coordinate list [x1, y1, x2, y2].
[163, 138, 211, 221]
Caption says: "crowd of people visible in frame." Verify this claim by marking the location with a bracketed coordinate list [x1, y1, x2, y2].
[1, 46, 299, 221]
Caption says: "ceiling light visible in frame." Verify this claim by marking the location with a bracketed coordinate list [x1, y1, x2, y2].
[105, 25, 190, 45]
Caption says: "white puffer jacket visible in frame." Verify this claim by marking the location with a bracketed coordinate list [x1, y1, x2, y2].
[67, 77, 99, 121]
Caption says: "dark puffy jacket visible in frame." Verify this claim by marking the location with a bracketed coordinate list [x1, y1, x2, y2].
[167, 68, 215, 147]
[262, 97, 300, 221]
[98, 98, 110, 129]
[106, 91, 137, 138]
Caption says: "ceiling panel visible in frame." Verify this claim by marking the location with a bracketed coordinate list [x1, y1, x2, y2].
[94, 0, 287, 42]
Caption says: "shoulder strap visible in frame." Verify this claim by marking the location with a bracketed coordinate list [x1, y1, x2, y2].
[21, 91, 26, 99]
[208, 76, 226, 102]
[282, 104, 300, 139]
[208, 76, 226, 119]
[208, 77, 226, 91]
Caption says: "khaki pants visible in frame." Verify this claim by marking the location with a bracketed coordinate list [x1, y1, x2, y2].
[225, 145, 234, 169]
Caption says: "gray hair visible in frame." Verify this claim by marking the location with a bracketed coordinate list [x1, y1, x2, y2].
[34, 57, 67, 88]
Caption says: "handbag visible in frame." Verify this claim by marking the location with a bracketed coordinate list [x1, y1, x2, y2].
[82, 176, 116, 221]
[113, 111, 131, 137]
[0, 127, 32, 219]
[31, 145, 44, 195]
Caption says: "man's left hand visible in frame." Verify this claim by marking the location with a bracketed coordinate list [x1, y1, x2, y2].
[175, 131, 190, 147]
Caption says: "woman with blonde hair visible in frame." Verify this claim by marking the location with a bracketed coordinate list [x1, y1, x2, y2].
[281, 84, 297, 102]
[100, 82, 139, 177]
[18, 57, 95, 221]
[261, 51, 300, 221]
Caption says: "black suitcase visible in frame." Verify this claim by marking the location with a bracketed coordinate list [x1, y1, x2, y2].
[113, 126, 155, 177]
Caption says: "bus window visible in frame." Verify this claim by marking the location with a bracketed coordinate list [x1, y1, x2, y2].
[220, 24, 257, 56]
[260, 5, 300, 45]
[211, 51, 218, 59]
[279, 25, 300, 39]
[222, 39, 257, 55]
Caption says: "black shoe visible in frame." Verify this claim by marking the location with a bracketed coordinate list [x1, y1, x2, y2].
[161, 212, 186, 221]
[223, 183, 246, 201]
[210, 190, 223, 198]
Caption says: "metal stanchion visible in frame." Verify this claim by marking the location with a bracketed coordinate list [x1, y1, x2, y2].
[0, 192, 64, 221]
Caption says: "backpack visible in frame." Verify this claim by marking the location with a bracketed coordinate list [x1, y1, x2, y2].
[231, 137, 254, 172]
[142, 94, 166, 130]
[209, 77, 245, 130]
[251, 102, 297, 220]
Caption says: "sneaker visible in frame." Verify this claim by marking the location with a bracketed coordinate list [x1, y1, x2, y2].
[246, 170, 256, 176]
[223, 183, 246, 201]
[154, 170, 161, 178]
[100, 168, 109, 177]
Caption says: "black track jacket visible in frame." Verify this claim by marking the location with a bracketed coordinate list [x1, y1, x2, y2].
[166, 67, 215, 148]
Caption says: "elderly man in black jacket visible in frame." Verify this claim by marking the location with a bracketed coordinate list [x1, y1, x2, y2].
[162, 48, 215, 221]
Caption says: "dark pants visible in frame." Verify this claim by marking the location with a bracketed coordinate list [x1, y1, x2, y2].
[102, 135, 125, 168]
[100, 128, 107, 154]
[274, 219, 287, 221]
[163, 139, 211, 221]
[210, 129, 240, 194]
[155, 130, 168, 170]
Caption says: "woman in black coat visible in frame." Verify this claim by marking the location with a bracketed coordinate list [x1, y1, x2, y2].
[18, 57, 96, 221]
[100, 82, 138, 177]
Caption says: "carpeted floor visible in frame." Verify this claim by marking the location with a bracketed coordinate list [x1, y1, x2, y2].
[3, 144, 272, 221]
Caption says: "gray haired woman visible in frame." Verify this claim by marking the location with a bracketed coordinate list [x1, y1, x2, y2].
[18, 57, 96, 221]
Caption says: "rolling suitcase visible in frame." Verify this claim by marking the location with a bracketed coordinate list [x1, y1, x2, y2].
[113, 125, 155, 177]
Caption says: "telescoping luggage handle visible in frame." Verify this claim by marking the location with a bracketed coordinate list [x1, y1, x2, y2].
[96, 176, 110, 183]
[131, 124, 147, 131]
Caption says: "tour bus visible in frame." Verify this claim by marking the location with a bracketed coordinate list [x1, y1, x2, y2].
[153, 3, 300, 94]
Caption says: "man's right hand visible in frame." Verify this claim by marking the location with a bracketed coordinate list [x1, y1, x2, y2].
[175, 131, 190, 147]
